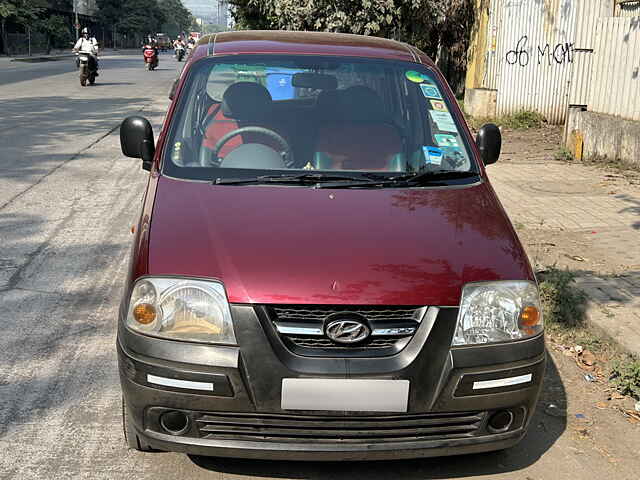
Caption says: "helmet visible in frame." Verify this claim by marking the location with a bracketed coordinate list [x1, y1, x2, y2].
[82, 27, 89, 35]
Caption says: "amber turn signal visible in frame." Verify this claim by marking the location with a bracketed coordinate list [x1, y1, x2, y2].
[519, 306, 540, 327]
[133, 303, 157, 324]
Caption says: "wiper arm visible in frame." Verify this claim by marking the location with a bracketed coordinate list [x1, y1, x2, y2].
[314, 170, 478, 189]
[391, 169, 479, 185]
[214, 172, 386, 186]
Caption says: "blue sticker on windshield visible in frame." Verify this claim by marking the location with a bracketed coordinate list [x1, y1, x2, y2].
[420, 84, 442, 99]
[423, 146, 443, 166]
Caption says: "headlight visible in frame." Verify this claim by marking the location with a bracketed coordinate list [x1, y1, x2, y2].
[452, 281, 543, 346]
[126, 277, 236, 344]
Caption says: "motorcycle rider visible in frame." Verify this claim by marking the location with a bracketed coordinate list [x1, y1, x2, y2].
[173, 36, 186, 58]
[142, 35, 159, 69]
[73, 27, 99, 75]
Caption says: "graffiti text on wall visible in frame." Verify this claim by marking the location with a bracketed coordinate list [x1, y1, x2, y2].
[506, 35, 575, 66]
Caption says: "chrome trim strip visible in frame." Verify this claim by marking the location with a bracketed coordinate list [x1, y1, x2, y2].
[472, 374, 533, 390]
[275, 324, 323, 335]
[371, 327, 416, 336]
[147, 374, 214, 391]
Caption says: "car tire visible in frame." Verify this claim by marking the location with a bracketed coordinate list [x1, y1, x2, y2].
[122, 398, 153, 452]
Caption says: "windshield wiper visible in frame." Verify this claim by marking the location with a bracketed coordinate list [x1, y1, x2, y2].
[314, 170, 479, 189]
[213, 172, 386, 186]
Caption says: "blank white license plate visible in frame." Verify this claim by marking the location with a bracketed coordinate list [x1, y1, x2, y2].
[281, 378, 409, 412]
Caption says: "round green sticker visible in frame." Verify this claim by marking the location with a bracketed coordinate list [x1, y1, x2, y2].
[405, 70, 425, 83]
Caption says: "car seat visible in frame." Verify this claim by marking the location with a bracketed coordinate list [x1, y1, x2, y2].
[313, 86, 405, 171]
[201, 82, 276, 163]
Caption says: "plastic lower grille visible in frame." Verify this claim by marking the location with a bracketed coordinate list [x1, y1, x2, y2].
[195, 411, 485, 443]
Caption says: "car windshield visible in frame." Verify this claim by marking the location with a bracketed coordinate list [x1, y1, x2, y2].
[163, 55, 477, 182]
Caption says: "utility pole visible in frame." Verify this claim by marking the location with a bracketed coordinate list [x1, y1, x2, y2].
[73, 0, 80, 40]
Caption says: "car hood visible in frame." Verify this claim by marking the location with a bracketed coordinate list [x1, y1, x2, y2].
[148, 176, 532, 305]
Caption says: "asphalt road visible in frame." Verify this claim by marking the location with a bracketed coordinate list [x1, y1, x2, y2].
[1, 52, 639, 479]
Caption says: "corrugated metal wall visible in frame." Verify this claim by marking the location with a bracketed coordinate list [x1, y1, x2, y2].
[481, 0, 503, 89]
[588, 16, 640, 120]
[568, 1, 613, 106]
[493, 0, 578, 124]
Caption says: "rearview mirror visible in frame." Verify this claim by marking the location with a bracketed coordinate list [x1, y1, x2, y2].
[120, 116, 155, 171]
[476, 123, 501, 165]
[292, 72, 338, 90]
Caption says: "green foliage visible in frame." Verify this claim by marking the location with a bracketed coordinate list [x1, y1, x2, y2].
[158, 0, 192, 35]
[229, 0, 474, 71]
[98, 0, 193, 37]
[0, 0, 46, 26]
[610, 355, 640, 399]
[554, 147, 573, 162]
[538, 267, 586, 328]
[37, 14, 71, 47]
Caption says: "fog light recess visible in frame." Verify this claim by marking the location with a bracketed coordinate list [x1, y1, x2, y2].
[487, 410, 514, 433]
[159, 410, 190, 435]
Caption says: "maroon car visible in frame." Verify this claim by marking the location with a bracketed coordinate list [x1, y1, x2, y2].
[118, 30, 545, 460]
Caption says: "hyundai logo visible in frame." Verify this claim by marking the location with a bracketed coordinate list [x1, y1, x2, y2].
[325, 317, 371, 344]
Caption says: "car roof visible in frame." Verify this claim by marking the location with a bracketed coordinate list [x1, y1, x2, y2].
[191, 30, 433, 65]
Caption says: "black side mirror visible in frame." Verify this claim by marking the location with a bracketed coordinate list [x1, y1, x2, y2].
[120, 116, 155, 171]
[476, 123, 501, 166]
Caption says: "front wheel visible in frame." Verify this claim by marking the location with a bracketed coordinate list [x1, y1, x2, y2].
[146, 62, 151, 71]
[79, 66, 87, 86]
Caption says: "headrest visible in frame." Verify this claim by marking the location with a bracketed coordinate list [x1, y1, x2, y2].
[316, 85, 386, 122]
[221, 82, 272, 119]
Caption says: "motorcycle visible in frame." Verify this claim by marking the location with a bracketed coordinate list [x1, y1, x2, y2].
[143, 45, 158, 71]
[175, 44, 185, 62]
[76, 52, 98, 86]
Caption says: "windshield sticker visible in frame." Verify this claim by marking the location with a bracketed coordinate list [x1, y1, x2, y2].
[441, 146, 466, 167]
[429, 110, 457, 133]
[420, 84, 442, 99]
[423, 146, 443, 166]
[434, 134, 459, 147]
[405, 70, 426, 83]
[430, 99, 447, 112]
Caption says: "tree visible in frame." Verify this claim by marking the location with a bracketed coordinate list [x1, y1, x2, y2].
[158, 0, 192, 36]
[0, 0, 47, 54]
[37, 14, 71, 53]
[228, 0, 474, 93]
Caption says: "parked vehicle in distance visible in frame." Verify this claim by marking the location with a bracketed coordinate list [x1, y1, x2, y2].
[118, 30, 545, 461]
[155, 33, 171, 51]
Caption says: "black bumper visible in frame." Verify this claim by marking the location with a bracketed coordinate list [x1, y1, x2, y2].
[118, 305, 545, 460]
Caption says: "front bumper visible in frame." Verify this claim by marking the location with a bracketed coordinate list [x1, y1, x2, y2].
[118, 305, 545, 460]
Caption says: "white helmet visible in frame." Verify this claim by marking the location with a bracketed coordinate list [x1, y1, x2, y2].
[82, 27, 89, 35]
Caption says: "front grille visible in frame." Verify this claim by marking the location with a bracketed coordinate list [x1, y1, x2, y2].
[195, 411, 485, 443]
[273, 306, 423, 323]
[266, 305, 426, 356]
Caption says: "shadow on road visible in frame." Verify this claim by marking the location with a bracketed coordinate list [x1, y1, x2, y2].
[187, 354, 566, 478]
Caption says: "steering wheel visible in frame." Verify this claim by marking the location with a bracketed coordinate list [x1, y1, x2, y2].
[205, 126, 294, 168]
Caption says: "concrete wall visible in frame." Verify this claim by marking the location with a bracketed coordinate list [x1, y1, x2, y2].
[463, 88, 497, 118]
[565, 108, 640, 167]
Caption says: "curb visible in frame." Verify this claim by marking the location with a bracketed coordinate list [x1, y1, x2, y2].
[582, 299, 640, 358]
[11, 54, 75, 63]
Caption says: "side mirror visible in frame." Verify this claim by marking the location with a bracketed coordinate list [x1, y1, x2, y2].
[120, 116, 155, 171]
[476, 123, 501, 165]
